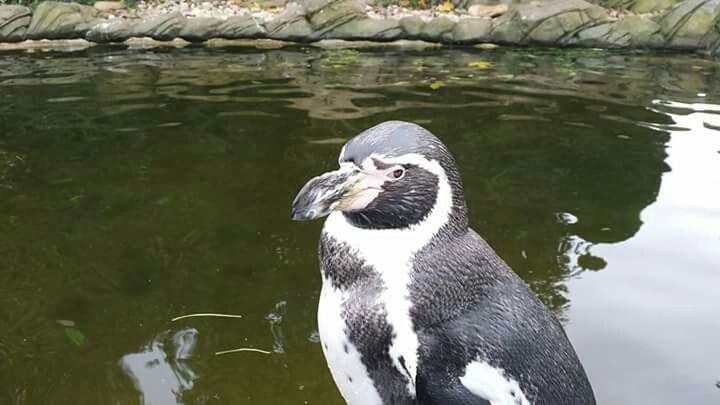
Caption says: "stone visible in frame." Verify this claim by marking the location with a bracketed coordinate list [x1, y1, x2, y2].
[399, 16, 424, 37]
[132, 12, 186, 41]
[594, 0, 682, 13]
[304, 0, 364, 35]
[216, 15, 266, 38]
[419, 16, 455, 42]
[94, 1, 124, 12]
[452, 17, 492, 43]
[0, 5, 32, 42]
[571, 15, 663, 48]
[614, 15, 663, 46]
[468, 4, 508, 18]
[328, 18, 402, 40]
[27, 2, 99, 40]
[86, 19, 133, 42]
[659, 0, 720, 49]
[265, 3, 314, 41]
[491, 0, 608, 45]
[179, 17, 223, 42]
[631, 0, 682, 13]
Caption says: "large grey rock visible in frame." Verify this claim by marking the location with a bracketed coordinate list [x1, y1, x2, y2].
[266, 3, 314, 41]
[86, 18, 133, 43]
[216, 15, 266, 38]
[180, 15, 267, 42]
[399, 16, 424, 37]
[594, 0, 682, 13]
[303, 0, 364, 35]
[0, 5, 32, 42]
[179, 17, 223, 42]
[452, 17, 492, 43]
[491, 0, 608, 45]
[87, 12, 188, 43]
[328, 18, 402, 40]
[132, 12, 186, 41]
[27, 2, 99, 40]
[659, 0, 720, 49]
[419, 16, 455, 42]
[571, 16, 663, 48]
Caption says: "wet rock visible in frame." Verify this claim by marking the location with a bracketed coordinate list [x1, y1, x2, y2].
[329, 18, 402, 40]
[660, 0, 720, 49]
[265, 3, 313, 41]
[216, 15, 266, 38]
[468, 4, 508, 18]
[27, 2, 99, 40]
[452, 17, 492, 43]
[399, 16, 424, 37]
[304, 0, 364, 35]
[179, 17, 223, 42]
[419, 16, 455, 42]
[86, 18, 133, 43]
[0, 5, 32, 42]
[571, 16, 663, 48]
[132, 12, 186, 41]
[491, 0, 608, 45]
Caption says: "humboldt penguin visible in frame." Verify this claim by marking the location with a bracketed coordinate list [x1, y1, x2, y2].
[292, 121, 595, 405]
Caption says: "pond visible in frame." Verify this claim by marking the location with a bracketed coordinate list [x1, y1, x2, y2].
[0, 44, 719, 405]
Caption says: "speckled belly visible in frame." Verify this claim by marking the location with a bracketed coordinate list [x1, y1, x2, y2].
[318, 280, 384, 405]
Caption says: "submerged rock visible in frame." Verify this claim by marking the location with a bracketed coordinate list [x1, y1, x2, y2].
[27, 2, 98, 40]
[0, 5, 32, 42]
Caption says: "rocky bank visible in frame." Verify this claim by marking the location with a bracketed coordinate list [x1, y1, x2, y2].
[2, 0, 720, 56]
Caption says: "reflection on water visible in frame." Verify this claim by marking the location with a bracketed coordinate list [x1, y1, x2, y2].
[0, 46, 718, 405]
[121, 328, 198, 405]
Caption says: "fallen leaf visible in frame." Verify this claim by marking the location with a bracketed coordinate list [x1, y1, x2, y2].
[468, 61, 493, 69]
[64, 327, 86, 347]
[436, 0, 454, 12]
[430, 80, 445, 90]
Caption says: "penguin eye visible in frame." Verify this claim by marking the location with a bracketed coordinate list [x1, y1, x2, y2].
[388, 167, 405, 181]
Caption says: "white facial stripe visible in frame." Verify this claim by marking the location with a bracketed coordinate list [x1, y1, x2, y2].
[322, 152, 454, 397]
[460, 361, 531, 405]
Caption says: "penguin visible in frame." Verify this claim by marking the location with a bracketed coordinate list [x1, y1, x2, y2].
[291, 121, 596, 405]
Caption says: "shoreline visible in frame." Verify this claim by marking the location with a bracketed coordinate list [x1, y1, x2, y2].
[1, 0, 720, 57]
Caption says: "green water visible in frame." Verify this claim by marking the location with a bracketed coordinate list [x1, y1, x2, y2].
[0, 45, 719, 405]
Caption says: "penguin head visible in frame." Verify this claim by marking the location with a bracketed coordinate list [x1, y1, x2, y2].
[292, 121, 468, 235]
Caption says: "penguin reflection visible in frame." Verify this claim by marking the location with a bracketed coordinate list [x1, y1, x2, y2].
[120, 328, 198, 405]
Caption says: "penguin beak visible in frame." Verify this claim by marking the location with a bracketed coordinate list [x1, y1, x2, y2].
[291, 165, 383, 221]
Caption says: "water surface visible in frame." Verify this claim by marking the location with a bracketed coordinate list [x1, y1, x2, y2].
[0, 45, 719, 405]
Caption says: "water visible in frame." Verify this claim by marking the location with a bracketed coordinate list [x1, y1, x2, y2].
[0, 45, 718, 405]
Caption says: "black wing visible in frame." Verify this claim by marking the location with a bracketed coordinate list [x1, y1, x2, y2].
[410, 230, 596, 405]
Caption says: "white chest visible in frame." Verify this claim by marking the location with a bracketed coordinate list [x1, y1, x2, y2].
[319, 213, 424, 399]
[318, 279, 383, 405]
